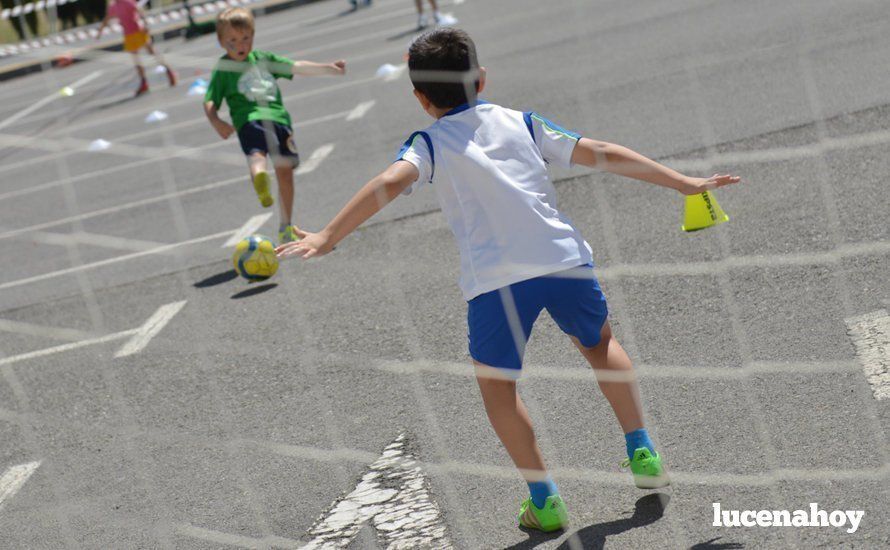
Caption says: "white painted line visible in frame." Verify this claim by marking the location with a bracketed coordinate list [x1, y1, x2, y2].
[0, 230, 232, 291]
[304, 433, 452, 549]
[345, 100, 376, 121]
[0, 330, 136, 367]
[222, 213, 273, 247]
[0, 176, 244, 241]
[0, 70, 102, 131]
[31, 231, 166, 252]
[0, 318, 95, 342]
[176, 524, 301, 549]
[846, 309, 890, 400]
[0, 461, 40, 513]
[115, 301, 187, 358]
[296, 143, 335, 176]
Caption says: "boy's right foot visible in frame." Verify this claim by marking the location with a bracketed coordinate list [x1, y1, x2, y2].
[417, 14, 428, 29]
[621, 448, 671, 489]
[252, 172, 274, 208]
[518, 495, 568, 532]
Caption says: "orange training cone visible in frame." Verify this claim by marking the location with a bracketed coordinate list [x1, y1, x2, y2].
[681, 190, 729, 232]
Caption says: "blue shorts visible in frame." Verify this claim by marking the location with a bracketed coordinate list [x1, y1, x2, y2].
[237, 120, 300, 167]
[467, 264, 608, 373]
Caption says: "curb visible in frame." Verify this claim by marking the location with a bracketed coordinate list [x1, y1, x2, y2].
[0, 0, 328, 82]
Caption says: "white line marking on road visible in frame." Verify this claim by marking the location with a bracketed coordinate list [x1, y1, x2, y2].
[0, 318, 95, 342]
[304, 433, 452, 549]
[0, 70, 102, 131]
[0, 178, 243, 241]
[223, 213, 274, 247]
[846, 309, 890, 400]
[0, 330, 136, 367]
[0, 230, 232, 291]
[0, 461, 40, 513]
[296, 143, 335, 176]
[346, 100, 376, 121]
[115, 301, 187, 358]
[31, 230, 166, 252]
[175, 524, 301, 549]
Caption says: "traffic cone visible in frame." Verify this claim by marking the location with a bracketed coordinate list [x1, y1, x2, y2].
[681, 190, 729, 232]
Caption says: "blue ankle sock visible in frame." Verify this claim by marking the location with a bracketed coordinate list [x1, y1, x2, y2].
[527, 476, 558, 509]
[625, 428, 655, 460]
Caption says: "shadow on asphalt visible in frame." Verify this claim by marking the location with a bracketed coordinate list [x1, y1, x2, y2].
[502, 494, 670, 550]
[689, 537, 744, 549]
[194, 269, 238, 288]
[231, 283, 277, 299]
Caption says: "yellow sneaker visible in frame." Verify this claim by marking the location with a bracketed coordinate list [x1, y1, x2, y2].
[253, 172, 274, 208]
[278, 225, 300, 245]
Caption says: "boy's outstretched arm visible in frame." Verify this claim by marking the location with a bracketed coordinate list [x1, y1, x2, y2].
[571, 138, 740, 194]
[275, 160, 418, 259]
[292, 59, 346, 76]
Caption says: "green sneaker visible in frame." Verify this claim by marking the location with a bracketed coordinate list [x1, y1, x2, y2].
[253, 172, 274, 208]
[621, 448, 671, 489]
[278, 225, 300, 245]
[518, 495, 568, 532]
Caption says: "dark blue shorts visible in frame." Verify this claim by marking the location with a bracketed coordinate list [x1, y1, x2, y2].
[467, 264, 608, 374]
[237, 120, 300, 167]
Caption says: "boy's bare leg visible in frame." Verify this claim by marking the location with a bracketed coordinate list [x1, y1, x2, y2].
[572, 321, 644, 433]
[248, 152, 267, 178]
[145, 42, 175, 84]
[274, 160, 295, 226]
[475, 368, 548, 481]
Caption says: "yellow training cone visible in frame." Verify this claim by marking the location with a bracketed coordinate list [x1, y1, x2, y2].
[681, 190, 729, 232]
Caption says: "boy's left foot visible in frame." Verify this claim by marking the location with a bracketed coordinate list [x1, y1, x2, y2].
[518, 495, 568, 532]
[135, 80, 149, 97]
[278, 225, 300, 245]
[621, 448, 671, 489]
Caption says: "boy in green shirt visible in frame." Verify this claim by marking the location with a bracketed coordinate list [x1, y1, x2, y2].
[203, 7, 346, 244]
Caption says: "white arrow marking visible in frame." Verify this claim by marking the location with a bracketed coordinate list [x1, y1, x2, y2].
[31, 230, 166, 252]
[846, 309, 890, 400]
[223, 213, 274, 247]
[346, 100, 376, 121]
[115, 301, 187, 358]
[0, 330, 136, 367]
[0, 461, 40, 513]
[304, 433, 452, 549]
[0, 318, 96, 342]
[296, 143, 335, 176]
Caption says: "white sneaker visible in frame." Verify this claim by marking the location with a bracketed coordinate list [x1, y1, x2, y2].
[418, 13, 428, 29]
[433, 11, 442, 25]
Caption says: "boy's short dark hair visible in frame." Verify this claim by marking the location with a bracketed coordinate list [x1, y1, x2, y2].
[408, 28, 480, 109]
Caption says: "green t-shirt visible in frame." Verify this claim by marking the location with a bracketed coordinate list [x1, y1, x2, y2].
[204, 50, 295, 131]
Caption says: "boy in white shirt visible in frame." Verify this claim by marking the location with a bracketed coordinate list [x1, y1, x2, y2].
[277, 28, 740, 532]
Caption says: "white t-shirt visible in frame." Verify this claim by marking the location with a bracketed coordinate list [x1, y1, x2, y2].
[397, 101, 594, 300]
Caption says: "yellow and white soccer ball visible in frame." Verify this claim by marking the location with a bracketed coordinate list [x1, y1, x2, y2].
[232, 235, 279, 281]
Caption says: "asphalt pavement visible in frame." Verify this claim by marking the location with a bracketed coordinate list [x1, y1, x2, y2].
[0, 0, 888, 548]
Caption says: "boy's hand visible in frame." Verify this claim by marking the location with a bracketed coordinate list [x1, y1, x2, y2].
[680, 173, 741, 195]
[213, 121, 235, 140]
[275, 229, 333, 260]
[332, 60, 346, 75]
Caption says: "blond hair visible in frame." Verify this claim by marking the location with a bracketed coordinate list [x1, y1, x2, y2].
[216, 7, 255, 38]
